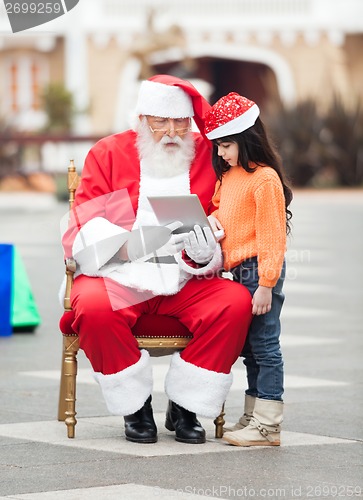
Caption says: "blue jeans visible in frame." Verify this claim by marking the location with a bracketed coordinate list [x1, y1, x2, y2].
[230, 257, 286, 401]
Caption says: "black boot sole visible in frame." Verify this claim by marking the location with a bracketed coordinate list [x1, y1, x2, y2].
[165, 419, 206, 444]
[175, 436, 206, 444]
[125, 435, 158, 444]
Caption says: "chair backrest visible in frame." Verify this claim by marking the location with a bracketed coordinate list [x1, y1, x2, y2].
[63, 160, 79, 311]
[63, 160, 192, 354]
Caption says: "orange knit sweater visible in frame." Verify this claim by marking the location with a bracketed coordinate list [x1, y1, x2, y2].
[211, 164, 286, 287]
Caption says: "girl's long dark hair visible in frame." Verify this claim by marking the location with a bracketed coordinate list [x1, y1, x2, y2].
[212, 117, 293, 234]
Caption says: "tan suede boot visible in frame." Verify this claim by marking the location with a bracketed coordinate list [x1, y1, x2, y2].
[223, 395, 256, 432]
[222, 398, 283, 446]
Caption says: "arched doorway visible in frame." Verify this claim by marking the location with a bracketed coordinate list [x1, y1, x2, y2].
[153, 56, 282, 113]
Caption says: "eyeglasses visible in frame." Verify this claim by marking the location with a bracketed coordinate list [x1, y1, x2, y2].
[147, 117, 191, 136]
[149, 125, 191, 136]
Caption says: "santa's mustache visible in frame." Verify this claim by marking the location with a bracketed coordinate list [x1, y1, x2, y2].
[160, 135, 183, 146]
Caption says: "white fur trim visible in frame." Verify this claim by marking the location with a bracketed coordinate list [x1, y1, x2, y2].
[87, 245, 221, 297]
[99, 261, 188, 297]
[175, 244, 223, 276]
[206, 104, 260, 139]
[136, 80, 194, 118]
[93, 350, 152, 416]
[72, 217, 129, 275]
[165, 352, 233, 418]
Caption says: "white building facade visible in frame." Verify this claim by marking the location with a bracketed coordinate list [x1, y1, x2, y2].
[1, 0, 362, 137]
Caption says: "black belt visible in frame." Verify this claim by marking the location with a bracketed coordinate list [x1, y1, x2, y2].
[145, 256, 176, 264]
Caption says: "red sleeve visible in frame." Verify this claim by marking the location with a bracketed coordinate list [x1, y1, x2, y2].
[61, 133, 138, 257]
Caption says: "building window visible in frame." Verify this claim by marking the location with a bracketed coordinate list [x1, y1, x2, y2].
[30, 61, 41, 110]
[2, 55, 48, 120]
[10, 62, 18, 112]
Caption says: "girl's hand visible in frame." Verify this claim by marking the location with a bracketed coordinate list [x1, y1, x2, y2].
[252, 286, 272, 315]
[207, 215, 225, 241]
[208, 215, 223, 232]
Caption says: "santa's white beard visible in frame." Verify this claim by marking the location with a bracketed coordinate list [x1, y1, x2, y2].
[136, 117, 195, 178]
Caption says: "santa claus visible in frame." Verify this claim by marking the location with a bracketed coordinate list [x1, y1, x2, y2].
[61, 74, 252, 444]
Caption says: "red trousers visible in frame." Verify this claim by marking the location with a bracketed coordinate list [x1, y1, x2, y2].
[71, 275, 252, 375]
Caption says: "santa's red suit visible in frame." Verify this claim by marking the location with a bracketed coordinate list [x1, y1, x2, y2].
[61, 82, 252, 419]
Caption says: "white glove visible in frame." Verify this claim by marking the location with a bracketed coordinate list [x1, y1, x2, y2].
[185, 225, 217, 264]
[157, 232, 188, 256]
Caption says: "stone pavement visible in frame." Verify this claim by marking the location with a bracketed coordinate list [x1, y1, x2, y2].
[0, 190, 362, 500]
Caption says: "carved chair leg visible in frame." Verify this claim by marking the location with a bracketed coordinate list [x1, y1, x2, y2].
[214, 402, 225, 438]
[60, 335, 79, 438]
[58, 342, 67, 421]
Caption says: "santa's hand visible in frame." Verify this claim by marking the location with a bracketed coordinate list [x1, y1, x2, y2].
[185, 225, 217, 264]
[157, 221, 189, 256]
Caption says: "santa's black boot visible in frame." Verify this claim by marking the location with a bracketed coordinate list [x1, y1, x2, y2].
[124, 395, 157, 443]
[165, 400, 206, 444]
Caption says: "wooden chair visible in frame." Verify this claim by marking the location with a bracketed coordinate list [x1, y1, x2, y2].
[58, 161, 225, 439]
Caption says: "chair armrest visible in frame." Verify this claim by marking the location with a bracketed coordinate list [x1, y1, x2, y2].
[64, 258, 76, 311]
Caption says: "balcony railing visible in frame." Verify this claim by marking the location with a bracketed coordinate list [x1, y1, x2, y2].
[103, 0, 312, 17]
[1, 0, 362, 34]
[0, 134, 103, 174]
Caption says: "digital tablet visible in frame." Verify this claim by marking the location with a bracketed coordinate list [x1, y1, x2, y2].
[147, 194, 217, 239]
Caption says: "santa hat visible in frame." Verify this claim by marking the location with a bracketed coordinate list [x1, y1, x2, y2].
[136, 74, 211, 140]
[205, 92, 260, 140]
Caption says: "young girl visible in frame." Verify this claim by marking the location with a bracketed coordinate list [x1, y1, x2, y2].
[204, 92, 293, 446]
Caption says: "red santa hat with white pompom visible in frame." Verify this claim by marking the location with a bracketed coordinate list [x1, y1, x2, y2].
[136, 74, 212, 142]
[204, 92, 260, 140]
